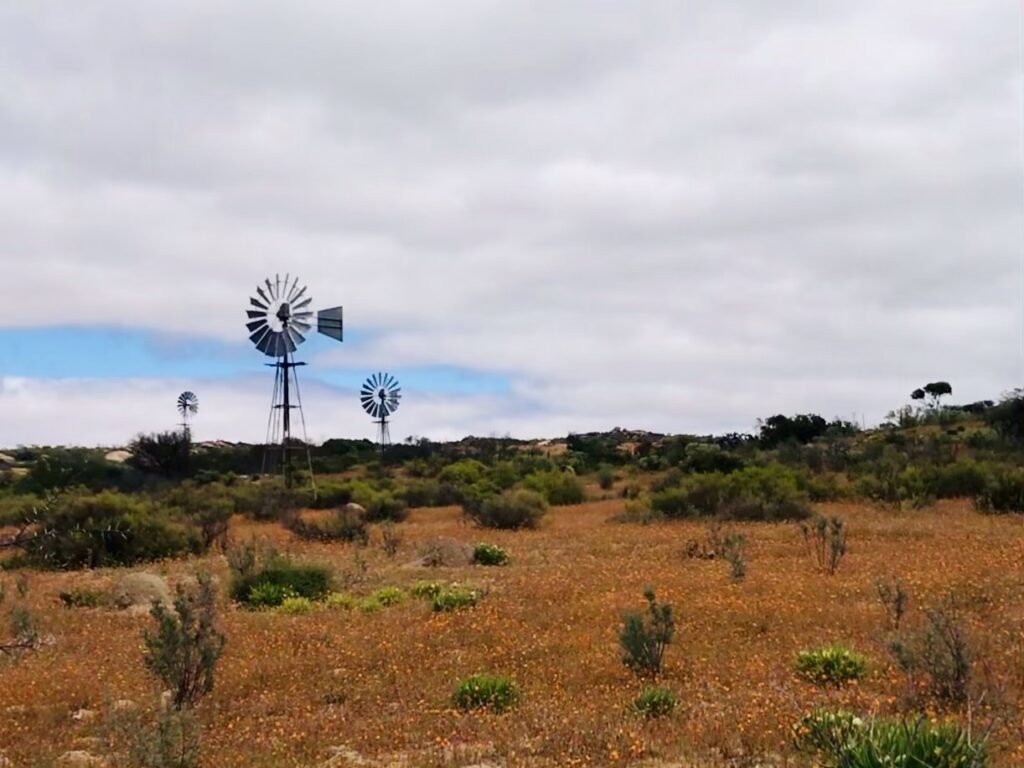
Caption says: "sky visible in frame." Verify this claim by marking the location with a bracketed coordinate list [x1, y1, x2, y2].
[0, 2, 1020, 447]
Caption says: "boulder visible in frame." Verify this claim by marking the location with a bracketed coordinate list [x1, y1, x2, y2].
[343, 502, 367, 516]
[103, 450, 132, 464]
[407, 537, 474, 568]
[110, 573, 170, 611]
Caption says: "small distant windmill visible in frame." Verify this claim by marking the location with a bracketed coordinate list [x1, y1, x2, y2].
[177, 391, 199, 438]
[360, 372, 401, 454]
[245, 273, 344, 487]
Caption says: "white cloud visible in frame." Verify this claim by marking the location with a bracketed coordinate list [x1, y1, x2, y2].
[0, 2, 1019, 444]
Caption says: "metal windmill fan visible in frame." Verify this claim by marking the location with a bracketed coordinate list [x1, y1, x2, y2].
[177, 391, 198, 436]
[245, 273, 344, 487]
[361, 372, 401, 452]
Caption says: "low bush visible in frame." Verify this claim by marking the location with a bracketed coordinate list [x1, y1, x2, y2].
[522, 470, 585, 506]
[473, 543, 509, 566]
[277, 596, 315, 615]
[410, 581, 444, 600]
[432, 586, 480, 612]
[464, 489, 547, 530]
[632, 685, 677, 718]
[649, 465, 811, 522]
[619, 587, 674, 679]
[396, 478, 442, 508]
[721, 532, 747, 581]
[794, 710, 986, 768]
[369, 586, 405, 607]
[21, 491, 204, 569]
[596, 465, 616, 490]
[974, 464, 1024, 514]
[363, 491, 409, 523]
[800, 513, 847, 575]
[143, 573, 224, 710]
[452, 673, 518, 713]
[795, 644, 867, 686]
[324, 592, 356, 610]
[231, 557, 333, 608]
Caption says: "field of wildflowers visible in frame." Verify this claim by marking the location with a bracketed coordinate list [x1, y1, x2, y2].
[1, 497, 1021, 766]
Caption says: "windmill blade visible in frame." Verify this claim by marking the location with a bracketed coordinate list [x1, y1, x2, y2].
[265, 278, 275, 299]
[246, 319, 268, 333]
[292, 320, 311, 334]
[256, 286, 270, 304]
[291, 284, 308, 305]
[246, 310, 266, 319]
[255, 331, 276, 355]
[286, 327, 306, 347]
[250, 297, 267, 310]
[250, 326, 272, 347]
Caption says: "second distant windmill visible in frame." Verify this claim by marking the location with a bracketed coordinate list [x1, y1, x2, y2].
[360, 373, 401, 454]
[177, 391, 198, 439]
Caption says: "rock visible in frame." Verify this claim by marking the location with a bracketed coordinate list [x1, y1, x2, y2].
[104, 450, 132, 464]
[0, 453, 15, 468]
[343, 502, 367, 516]
[408, 537, 474, 568]
[110, 573, 170, 610]
[56, 751, 104, 767]
[71, 708, 98, 723]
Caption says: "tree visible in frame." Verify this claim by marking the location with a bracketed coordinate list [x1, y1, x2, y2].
[758, 414, 828, 449]
[986, 389, 1024, 444]
[130, 430, 192, 479]
[910, 382, 952, 411]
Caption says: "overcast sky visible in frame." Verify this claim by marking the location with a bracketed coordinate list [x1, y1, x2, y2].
[0, 2, 1020, 447]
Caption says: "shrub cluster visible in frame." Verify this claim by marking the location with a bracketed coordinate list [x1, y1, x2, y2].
[648, 465, 811, 521]
[793, 710, 986, 768]
[452, 673, 518, 713]
[229, 548, 333, 609]
[463, 489, 547, 530]
[522, 470, 585, 505]
[794, 644, 867, 686]
[472, 543, 509, 566]
[631, 685, 677, 718]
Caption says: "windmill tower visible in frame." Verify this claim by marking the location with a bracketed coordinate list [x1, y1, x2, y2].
[176, 391, 199, 439]
[360, 372, 401, 455]
[245, 274, 343, 487]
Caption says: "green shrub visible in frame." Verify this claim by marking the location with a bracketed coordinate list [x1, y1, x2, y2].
[369, 586, 405, 607]
[721, 532, 747, 581]
[974, 465, 1024, 514]
[324, 592, 356, 610]
[523, 470, 585, 505]
[452, 673, 518, 713]
[21, 491, 204, 569]
[795, 644, 867, 686]
[619, 587, 674, 679]
[649, 465, 810, 522]
[277, 596, 315, 615]
[472, 543, 509, 566]
[596, 465, 616, 490]
[59, 588, 107, 608]
[397, 478, 442, 507]
[432, 586, 480, 612]
[410, 581, 444, 600]
[632, 685, 677, 718]
[143, 573, 224, 710]
[364, 491, 409, 523]
[794, 710, 986, 768]
[231, 558, 333, 608]
[464, 489, 547, 530]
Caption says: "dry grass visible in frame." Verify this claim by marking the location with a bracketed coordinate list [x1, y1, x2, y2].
[1, 499, 1023, 766]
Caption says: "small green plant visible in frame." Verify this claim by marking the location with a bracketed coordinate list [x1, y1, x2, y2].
[0, 574, 38, 657]
[876, 577, 908, 631]
[59, 587, 108, 608]
[452, 673, 518, 713]
[432, 586, 480, 612]
[368, 586, 405, 607]
[619, 587, 674, 679]
[795, 644, 867, 687]
[473, 543, 509, 566]
[143, 573, 225, 710]
[277, 596, 315, 615]
[800, 513, 847, 575]
[357, 595, 384, 613]
[410, 580, 444, 600]
[246, 582, 298, 608]
[596, 465, 616, 491]
[632, 685, 677, 718]
[324, 592, 356, 610]
[721, 532, 747, 581]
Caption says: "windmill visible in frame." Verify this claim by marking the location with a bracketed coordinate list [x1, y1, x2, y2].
[360, 372, 401, 454]
[246, 273, 344, 487]
[176, 391, 199, 438]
